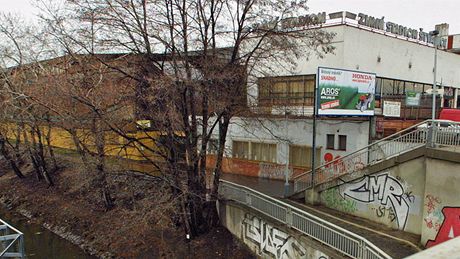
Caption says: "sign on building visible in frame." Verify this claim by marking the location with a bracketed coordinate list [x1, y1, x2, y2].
[406, 92, 421, 106]
[383, 101, 401, 117]
[317, 67, 376, 116]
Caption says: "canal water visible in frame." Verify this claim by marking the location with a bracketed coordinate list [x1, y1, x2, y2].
[0, 208, 96, 259]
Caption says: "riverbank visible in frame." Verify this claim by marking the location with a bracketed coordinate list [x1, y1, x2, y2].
[0, 154, 254, 258]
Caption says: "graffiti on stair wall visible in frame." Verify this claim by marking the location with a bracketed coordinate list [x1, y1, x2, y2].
[259, 163, 292, 180]
[424, 195, 443, 232]
[338, 173, 412, 230]
[426, 207, 460, 247]
[372, 205, 397, 223]
[242, 213, 311, 259]
[322, 188, 357, 213]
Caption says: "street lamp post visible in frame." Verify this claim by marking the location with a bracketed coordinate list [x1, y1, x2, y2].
[430, 30, 439, 120]
[284, 107, 290, 197]
[428, 30, 439, 148]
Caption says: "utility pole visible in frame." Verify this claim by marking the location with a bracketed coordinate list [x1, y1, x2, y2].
[284, 104, 290, 197]
[431, 30, 439, 120]
[428, 29, 439, 148]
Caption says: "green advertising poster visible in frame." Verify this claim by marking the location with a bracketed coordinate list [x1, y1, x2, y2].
[406, 91, 421, 106]
[317, 67, 376, 116]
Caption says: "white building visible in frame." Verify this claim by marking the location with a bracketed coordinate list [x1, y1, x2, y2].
[212, 11, 460, 179]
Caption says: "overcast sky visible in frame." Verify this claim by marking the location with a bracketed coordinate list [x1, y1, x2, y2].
[1, 0, 459, 34]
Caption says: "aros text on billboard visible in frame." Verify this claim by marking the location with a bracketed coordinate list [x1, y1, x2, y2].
[317, 67, 376, 116]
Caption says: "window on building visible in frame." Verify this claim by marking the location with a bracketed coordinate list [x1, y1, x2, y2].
[232, 141, 249, 159]
[251, 142, 277, 162]
[394, 80, 405, 95]
[338, 135, 347, 151]
[414, 83, 424, 93]
[375, 78, 382, 97]
[404, 82, 415, 93]
[258, 75, 315, 106]
[375, 78, 383, 108]
[326, 134, 335, 150]
[232, 140, 276, 163]
[289, 145, 321, 168]
[382, 79, 395, 95]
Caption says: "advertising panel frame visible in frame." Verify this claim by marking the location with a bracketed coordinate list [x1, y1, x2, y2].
[316, 67, 377, 116]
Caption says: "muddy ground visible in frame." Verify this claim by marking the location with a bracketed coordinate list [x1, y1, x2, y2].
[0, 153, 254, 258]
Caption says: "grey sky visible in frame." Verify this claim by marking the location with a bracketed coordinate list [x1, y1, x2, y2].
[1, 0, 459, 34]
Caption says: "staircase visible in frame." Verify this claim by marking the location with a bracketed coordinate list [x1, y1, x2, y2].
[0, 218, 25, 258]
[292, 119, 460, 196]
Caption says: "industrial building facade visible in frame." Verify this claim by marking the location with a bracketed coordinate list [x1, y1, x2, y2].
[212, 11, 460, 179]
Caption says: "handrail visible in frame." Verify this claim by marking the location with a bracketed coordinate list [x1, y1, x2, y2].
[292, 119, 460, 194]
[293, 119, 430, 181]
[0, 218, 25, 258]
[219, 179, 391, 259]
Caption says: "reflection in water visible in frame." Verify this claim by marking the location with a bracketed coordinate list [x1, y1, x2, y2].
[0, 208, 96, 259]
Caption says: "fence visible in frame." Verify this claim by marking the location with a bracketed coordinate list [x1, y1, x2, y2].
[0, 218, 25, 258]
[293, 120, 460, 194]
[219, 179, 391, 259]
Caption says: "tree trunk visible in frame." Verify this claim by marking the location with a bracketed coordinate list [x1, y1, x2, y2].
[93, 118, 113, 210]
[27, 128, 43, 181]
[35, 126, 54, 186]
[211, 114, 230, 197]
[0, 137, 25, 179]
[206, 114, 231, 227]
[69, 128, 91, 171]
[14, 123, 22, 162]
[45, 114, 58, 171]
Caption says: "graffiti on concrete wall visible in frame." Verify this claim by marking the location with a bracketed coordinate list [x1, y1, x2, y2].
[423, 195, 443, 232]
[322, 188, 357, 213]
[338, 173, 412, 230]
[259, 163, 292, 179]
[426, 207, 460, 247]
[241, 213, 308, 259]
[372, 205, 397, 223]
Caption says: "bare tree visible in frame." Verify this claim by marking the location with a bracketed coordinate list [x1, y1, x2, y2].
[0, 14, 57, 185]
[26, 0, 335, 236]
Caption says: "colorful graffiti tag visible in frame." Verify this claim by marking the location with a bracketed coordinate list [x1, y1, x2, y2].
[242, 213, 308, 259]
[423, 195, 443, 232]
[426, 207, 460, 247]
[322, 188, 357, 213]
[338, 173, 411, 230]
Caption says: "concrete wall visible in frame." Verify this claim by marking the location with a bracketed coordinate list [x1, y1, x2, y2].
[319, 157, 426, 234]
[219, 200, 338, 259]
[317, 149, 460, 248]
[421, 158, 460, 247]
[406, 236, 460, 259]
[342, 26, 460, 87]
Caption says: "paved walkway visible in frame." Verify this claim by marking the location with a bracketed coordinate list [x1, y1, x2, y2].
[221, 173, 421, 258]
[221, 173, 293, 198]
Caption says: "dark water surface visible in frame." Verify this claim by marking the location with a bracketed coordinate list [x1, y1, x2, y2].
[0, 208, 96, 259]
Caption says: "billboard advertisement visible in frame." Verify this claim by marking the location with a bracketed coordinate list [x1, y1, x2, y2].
[317, 67, 376, 116]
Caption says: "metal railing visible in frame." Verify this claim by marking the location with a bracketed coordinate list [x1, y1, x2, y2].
[293, 120, 460, 194]
[0, 218, 25, 258]
[219, 179, 391, 259]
